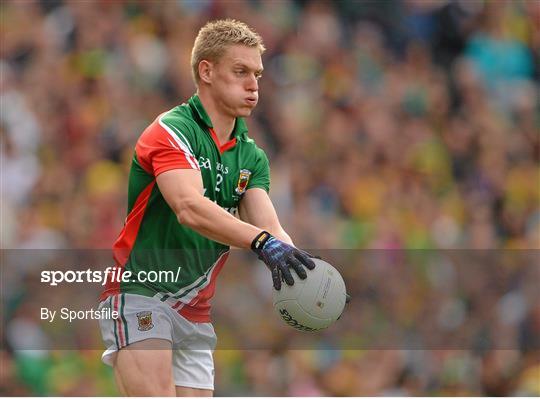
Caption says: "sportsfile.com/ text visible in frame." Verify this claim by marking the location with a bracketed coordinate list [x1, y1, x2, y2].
[40, 266, 182, 286]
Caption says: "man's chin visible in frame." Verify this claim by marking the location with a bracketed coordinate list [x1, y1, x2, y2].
[236, 107, 254, 117]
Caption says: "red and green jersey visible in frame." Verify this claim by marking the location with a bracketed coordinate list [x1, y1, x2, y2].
[101, 94, 270, 322]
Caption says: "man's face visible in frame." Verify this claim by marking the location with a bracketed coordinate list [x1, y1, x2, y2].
[208, 45, 263, 118]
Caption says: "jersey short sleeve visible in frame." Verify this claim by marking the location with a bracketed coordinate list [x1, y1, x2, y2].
[247, 147, 270, 193]
[135, 114, 199, 177]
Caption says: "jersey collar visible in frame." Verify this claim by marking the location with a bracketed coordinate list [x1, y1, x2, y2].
[188, 94, 249, 140]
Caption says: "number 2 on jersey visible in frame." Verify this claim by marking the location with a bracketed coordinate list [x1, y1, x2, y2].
[215, 173, 223, 192]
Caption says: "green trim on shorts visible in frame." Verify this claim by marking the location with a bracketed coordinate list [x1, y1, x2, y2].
[120, 293, 129, 345]
[111, 296, 119, 349]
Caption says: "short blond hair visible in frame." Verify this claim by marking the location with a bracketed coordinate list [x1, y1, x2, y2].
[191, 19, 265, 85]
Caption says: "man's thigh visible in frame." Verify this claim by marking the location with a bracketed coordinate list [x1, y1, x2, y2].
[114, 338, 175, 396]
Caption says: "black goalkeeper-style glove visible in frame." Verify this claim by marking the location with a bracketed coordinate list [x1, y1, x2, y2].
[251, 231, 316, 290]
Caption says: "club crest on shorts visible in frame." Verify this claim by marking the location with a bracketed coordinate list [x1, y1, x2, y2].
[136, 311, 154, 331]
[235, 169, 251, 195]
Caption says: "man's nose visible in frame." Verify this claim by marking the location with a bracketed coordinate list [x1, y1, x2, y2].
[246, 74, 258, 92]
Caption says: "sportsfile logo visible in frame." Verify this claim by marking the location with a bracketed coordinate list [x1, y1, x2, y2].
[41, 266, 182, 286]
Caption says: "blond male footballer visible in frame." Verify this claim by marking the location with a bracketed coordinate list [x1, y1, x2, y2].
[98, 19, 316, 396]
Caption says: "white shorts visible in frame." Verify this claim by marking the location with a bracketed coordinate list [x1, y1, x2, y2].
[98, 293, 216, 390]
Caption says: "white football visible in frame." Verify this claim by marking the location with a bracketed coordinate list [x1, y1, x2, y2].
[272, 258, 347, 332]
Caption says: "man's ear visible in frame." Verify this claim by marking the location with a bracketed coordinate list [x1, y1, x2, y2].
[198, 60, 213, 84]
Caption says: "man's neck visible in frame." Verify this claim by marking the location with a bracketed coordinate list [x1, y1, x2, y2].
[197, 90, 235, 144]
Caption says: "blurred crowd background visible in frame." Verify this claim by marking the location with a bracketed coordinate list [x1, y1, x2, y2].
[1, 0, 539, 396]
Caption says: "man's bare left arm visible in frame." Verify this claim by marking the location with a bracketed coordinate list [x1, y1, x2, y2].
[238, 188, 294, 246]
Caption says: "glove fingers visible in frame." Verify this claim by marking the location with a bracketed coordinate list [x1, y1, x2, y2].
[280, 264, 295, 286]
[295, 251, 316, 270]
[272, 267, 282, 290]
[287, 256, 307, 280]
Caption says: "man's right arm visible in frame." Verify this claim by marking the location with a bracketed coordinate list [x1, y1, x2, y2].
[156, 168, 262, 248]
